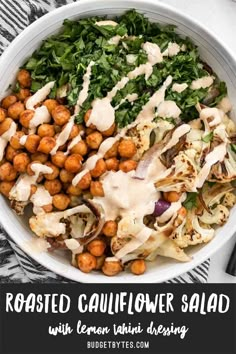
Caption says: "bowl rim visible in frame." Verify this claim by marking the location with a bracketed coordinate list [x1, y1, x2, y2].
[0, 0, 236, 283]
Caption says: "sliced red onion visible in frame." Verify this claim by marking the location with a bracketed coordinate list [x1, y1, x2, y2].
[153, 199, 171, 217]
[134, 142, 162, 180]
[79, 199, 105, 245]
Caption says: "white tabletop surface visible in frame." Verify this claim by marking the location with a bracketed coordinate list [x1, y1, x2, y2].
[158, 0, 236, 283]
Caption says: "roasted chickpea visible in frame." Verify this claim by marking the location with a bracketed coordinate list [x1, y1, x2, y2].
[66, 184, 82, 196]
[51, 151, 66, 168]
[104, 140, 119, 159]
[6, 145, 20, 162]
[16, 88, 31, 102]
[95, 255, 106, 270]
[19, 109, 34, 128]
[17, 69, 31, 88]
[105, 157, 119, 171]
[44, 162, 59, 180]
[31, 152, 48, 164]
[68, 124, 82, 140]
[84, 109, 96, 129]
[0, 118, 13, 136]
[1, 95, 17, 109]
[177, 206, 187, 218]
[10, 131, 25, 149]
[102, 123, 116, 137]
[52, 193, 70, 210]
[76, 172, 91, 190]
[64, 154, 83, 173]
[86, 127, 94, 135]
[60, 169, 74, 183]
[90, 181, 104, 197]
[118, 139, 137, 158]
[26, 162, 43, 183]
[44, 179, 62, 196]
[71, 140, 88, 156]
[102, 260, 123, 276]
[163, 191, 181, 203]
[8, 102, 25, 120]
[0, 181, 14, 197]
[0, 162, 17, 181]
[38, 124, 55, 138]
[37, 137, 56, 154]
[86, 131, 103, 149]
[119, 160, 137, 173]
[90, 158, 106, 178]
[43, 99, 59, 114]
[130, 259, 146, 275]
[77, 252, 97, 273]
[0, 108, 6, 123]
[87, 239, 106, 257]
[13, 153, 30, 172]
[102, 220, 117, 237]
[25, 134, 41, 153]
[52, 105, 71, 126]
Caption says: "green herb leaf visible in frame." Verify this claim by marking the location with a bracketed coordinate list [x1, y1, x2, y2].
[183, 192, 198, 210]
[202, 132, 213, 143]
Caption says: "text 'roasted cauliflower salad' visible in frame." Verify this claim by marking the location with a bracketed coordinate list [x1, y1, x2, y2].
[0, 11, 236, 276]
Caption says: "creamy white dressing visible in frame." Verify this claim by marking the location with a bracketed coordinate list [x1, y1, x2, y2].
[0, 121, 17, 161]
[86, 41, 166, 132]
[29, 204, 91, 238]
[133, 75, 172, 124]
[72, 169, 90, 187]
[64, 238, 81, 251]
[172, 83, 188, 93]
[162, 42, 181, 57]
[108, 35, 122, 46]
[94, 170, 160, 221]
[157, 100, 181, 119]
[190, 76, 214, 90]
[9, 163, 53, 202]
[115, 227, 152, 259]
[74, 61, 95, 115]
[19, 135, 28, 146]
[65, 133, 82, 155]
[87, 97, 115, 132]
[195, 143, 227, 188]
[128, 62, 153, 81]
[115, 93, 138, 110]
[30, 186, 52, 215]
[200, 107, 224, 128]
[142, 42, 163, 65]
[26, 81, 55, 110]
[50, 116, 74, 155]
[95, 20, 118, 27]
[29, 106, 51, 134]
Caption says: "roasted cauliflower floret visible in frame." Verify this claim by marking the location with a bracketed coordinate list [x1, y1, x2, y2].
[170, 210, 214, 248]
[222, 192, 236, 208]
[199, 204, 230, 225]
[210, 146, 236, 182]
[155, 150, 199, 192]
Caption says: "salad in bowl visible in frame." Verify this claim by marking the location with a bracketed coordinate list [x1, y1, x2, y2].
[0, 10, 235, 277]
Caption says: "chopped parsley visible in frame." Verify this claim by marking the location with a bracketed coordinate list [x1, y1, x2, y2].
[23, 10, 227, 128]
[183, 192, 198, 210]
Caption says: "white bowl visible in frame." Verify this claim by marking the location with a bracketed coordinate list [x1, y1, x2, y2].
[0, 0, 236, 283]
